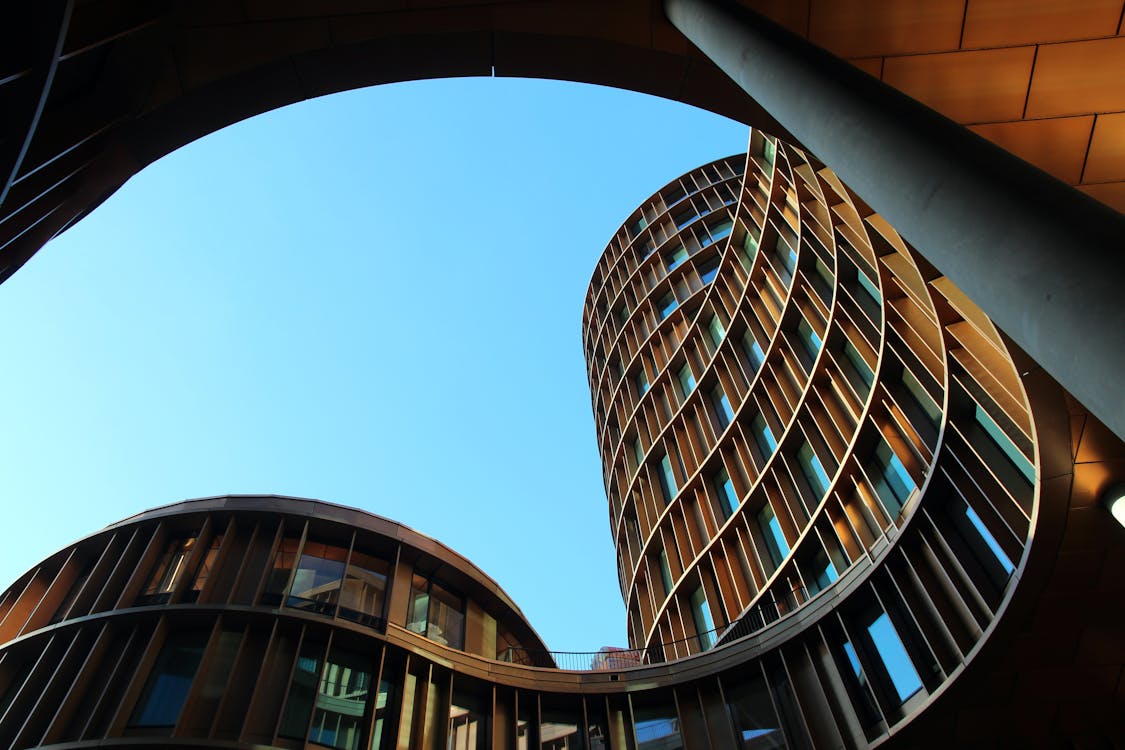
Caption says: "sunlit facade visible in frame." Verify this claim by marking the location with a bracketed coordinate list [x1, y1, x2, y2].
[2, 134, 1124, 748]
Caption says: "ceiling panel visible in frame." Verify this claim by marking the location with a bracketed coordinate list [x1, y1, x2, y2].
[970, 116, 1094, 184]
[1083, 113, 1125, 183]
[1026, 36, 1125, 118]
[962, 0, 1123, 48]
[808, 0, 965, 58]
[883, 46, 1035, 123]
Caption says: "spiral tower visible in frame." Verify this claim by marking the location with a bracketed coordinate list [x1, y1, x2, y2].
[581, 130, 1125, 740]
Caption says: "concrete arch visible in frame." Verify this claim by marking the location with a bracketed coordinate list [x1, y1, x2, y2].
[0, 0, 790, 284]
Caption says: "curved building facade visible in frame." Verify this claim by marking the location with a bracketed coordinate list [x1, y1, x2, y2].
[581, 133, 1042, 665]
[2, 134, 1125, 749]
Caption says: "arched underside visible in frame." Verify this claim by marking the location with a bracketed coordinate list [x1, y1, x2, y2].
[4, 0, 1125, 286]
[0, 0, 789, 283]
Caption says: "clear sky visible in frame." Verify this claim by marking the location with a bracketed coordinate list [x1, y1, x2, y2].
[0, 77, 747, 652]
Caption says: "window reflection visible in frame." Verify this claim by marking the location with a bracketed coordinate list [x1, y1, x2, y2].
[186, 534, 222, 602]
[288, 541, 348, 615]
[690, 587, 716, 650]
[866, 612, 923, 702]
[309, 648, 373, 750]
[866, 441, 916, 520]
[540, 698, 585, 749]
[339, 550, 389, 627]
[724, 672, 788, 749]
[450, 688, 489, 750]
[279, 639, 325, 739]
[128, 630, 207, 728]
[758, 504, 789, 570]
[263, 536, 301, 604]
[714, 468, 738, 519]
[633, 700, 682, 750]
[138, 536, 197, 605]
[407, 573, 465, 649]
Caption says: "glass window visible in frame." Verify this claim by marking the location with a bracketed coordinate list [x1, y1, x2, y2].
[708, 315, 726, 348]
[868, 441, 916, 519]
[370, 675, 397, 750]
[308, 647, 373, 750]
[140, 536, 197, 604]
[773, 236, 796, 285]
[659, 548, 674, 596]
[541, 709, 582, 750]
[263, 536, 301, 604]
[633, 701, 683, 750]
[658, 452, 678, 504]
[740, 230, 760, 272]
[867, 612, 923, 702]
[288, 541, 347, 615]
[964, 504, 1015, 575]
[690, 587, 717, 650]
[804, 549, 838, 595]
[677, 364, 696, 398]
[901, 368, 941, 426]
[751, 414, 777, 460]
[658, 292, 678, 320]
[709, 220, 734, 244]
[129, 630, 207, 728]
[812, 258, 834, 302]
[797, 442, 832, 498]
[636, 369, 649, 397]
[633, 437, 645, 471]
[796, 319, 822, 362]
[406, 575, 430, 636]
[758, 504, 789, 569]
[407, 574, 465, 649]
[742, 331, 765, 374]
[840, 638, 881, 730]
[723, 672, 785, 748]
[761, 138, 776, 165]
[712, 385, 735, 430]
[841, 340, 874, 395]
[673, 208, 696, 229]
[280, 639, 325, 739]
[666, 245, 688, 271]
[448, 689, 490, 750]
[973, 403, 1035, 484]
[339, 550, 389, 626]
[699, 259, 720, 285]
[186, 535, 222, 601]
[714, 467, 738, 519]
[857, 268, 881, 305]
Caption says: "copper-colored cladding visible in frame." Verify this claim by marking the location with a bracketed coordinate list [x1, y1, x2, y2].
[3, 136, 1121, 749]
[1, 0, 1124, 285]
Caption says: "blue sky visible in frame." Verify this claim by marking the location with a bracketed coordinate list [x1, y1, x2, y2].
[0, 77, 747, 651]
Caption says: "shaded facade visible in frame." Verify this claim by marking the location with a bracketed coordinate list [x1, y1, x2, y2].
[3, 135, 1125, 749]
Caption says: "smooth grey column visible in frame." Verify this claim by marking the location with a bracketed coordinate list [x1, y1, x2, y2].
[666, 0, 1125, 442]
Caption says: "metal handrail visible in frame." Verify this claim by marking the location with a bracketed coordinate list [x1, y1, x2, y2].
[496, 592, 802, 671]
